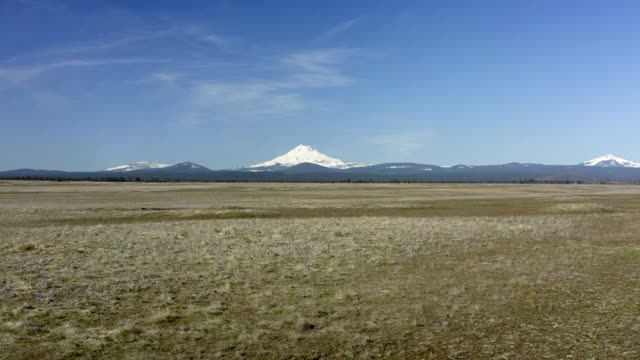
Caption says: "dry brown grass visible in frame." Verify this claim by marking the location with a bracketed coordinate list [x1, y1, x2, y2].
[1, 181, 640, 359]
[547, 202, 616, 214]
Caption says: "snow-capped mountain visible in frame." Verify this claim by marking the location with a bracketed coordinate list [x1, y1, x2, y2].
[7, 151, 640, 183]
[581, 154, 640, 168]
[105, 161, 171, 172]
[246, 144, 366, 170]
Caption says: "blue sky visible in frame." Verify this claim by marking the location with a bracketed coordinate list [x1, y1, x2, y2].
[1, 0, 640, 170]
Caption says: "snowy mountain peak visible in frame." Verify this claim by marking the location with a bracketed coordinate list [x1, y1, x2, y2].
[582, 154, 640, 168]
[247, 144, 363, 169]
[105, 161, 171, 172]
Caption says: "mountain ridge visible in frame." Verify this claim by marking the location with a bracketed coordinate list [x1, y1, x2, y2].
[3, 146, 640, 183]
[99, 146, 640, 173]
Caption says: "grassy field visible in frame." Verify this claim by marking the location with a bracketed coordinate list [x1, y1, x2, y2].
[1, 181, 640, 359]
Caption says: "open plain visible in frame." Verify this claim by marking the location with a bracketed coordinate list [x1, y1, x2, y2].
[1, 181, 640, 359]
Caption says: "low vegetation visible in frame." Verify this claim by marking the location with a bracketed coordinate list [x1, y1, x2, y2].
[1, 181, 640, 358]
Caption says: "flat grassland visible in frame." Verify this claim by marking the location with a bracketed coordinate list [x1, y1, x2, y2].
[1, 181, 640, 359]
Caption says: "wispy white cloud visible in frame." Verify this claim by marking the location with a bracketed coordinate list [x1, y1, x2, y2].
[194, 81, 304, 117]
[183, 25, 235, 51]
[127, 72, 183, 87]
[200, 33, 233, 48]
[279, 48, 359, 88]
[2, 17, 363, 122]
[362, 131, 433, 155]
[0, 58, 171, 85]
[9, 26, 229, 62]
[191, 48, 361, 119]
[0, 67, 41, 84]
[37, 30, 172, 56]
[196, 82, 275, 105]
[45, 58, 170, 67]
[151, 72, 180, 82]
[317, 16, 365, 42]
[286, 72, 352, 88]
[283, 48, 360, 73]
